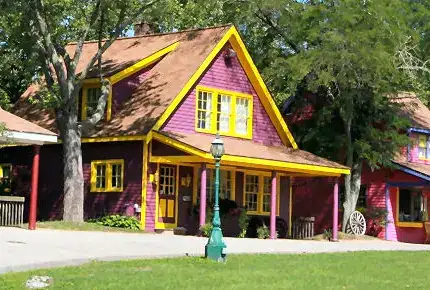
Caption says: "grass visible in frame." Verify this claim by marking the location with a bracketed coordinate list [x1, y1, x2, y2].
[21, 221, 147, 233]
[1, 252, 429, 289]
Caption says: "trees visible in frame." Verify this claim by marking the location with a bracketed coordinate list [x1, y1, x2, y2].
[250, 0, 419, 230]
[0, 0, 156, 222]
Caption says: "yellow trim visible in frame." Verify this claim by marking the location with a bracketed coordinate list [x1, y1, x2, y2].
[90, 159, 124, 192]
[81, 84, 113, 121]
[141, 141, 148, 230]
[395, 187, 426, 228]
[195, 85, 253, 139]
[396, 222, 424, 228]
[151, 26, 297, 148]
[110, 42, 179, 84]
[155, 164, 179, 229]
[228, 29, 297, 149]
[242, 171, 280, 216]
[150, 156, 202, 164]
[151, 132, 349, 176]
[289, 177, 294, 237]
[193, 166, 236, 204]
[82, 135, 146, 143]
[81, 42, 179, 123]
[193, 166, 199, 207]
[152, 26, 236, 133]
[151, 132, 207, 158]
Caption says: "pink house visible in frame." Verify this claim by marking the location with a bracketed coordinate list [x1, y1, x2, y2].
[285, 93, 430, 243]
[3, 25, 350, 239]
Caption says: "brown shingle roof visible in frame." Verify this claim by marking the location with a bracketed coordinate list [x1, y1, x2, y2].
[392, 161, 430, 180]
[12, 25, 232, 136]
[158, 130, 349, 171]
[391, 92, 430, 130]
[0, 108, 56, 136]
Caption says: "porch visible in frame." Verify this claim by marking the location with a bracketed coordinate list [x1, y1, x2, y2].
[144, 131, 350, 239]
[0, 108, 57, 229]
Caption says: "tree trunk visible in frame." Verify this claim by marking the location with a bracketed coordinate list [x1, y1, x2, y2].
[61, 113, 84, 222]
[342, 162, 362, 232]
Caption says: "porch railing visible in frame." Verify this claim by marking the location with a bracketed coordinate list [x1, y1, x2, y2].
[0, 196, 25, 227]
[292, 216, 315, 239]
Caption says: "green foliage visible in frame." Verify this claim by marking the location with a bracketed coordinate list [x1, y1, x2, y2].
[89, 215, 141, 230]
[360, 207, 389, 227]
[238, 209, 249, 238]
[199, 223, 213, 238]
[323, 229, 332, 241]
[256, 223, 270, 239]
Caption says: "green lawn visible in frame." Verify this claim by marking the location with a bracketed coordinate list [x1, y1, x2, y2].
[21, 221, 147, 233]
[1, 252, 429, 289]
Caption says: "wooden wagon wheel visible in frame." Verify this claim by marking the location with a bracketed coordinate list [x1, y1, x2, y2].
[346, 211, 366, 235]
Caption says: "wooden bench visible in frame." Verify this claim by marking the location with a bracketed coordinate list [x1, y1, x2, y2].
[0, 196, 25, 227]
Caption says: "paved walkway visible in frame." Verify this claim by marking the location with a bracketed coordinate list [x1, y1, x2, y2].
[1, 227, 429, 274]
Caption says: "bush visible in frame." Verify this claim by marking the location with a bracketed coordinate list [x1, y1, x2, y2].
[323, 228, 332, 240]
[89, 215, 141, 230]
[360, 207, 389, 237]
[200, 223, 213, 237]
[238, 209, 249, 238]
[256, 224, 270, 239]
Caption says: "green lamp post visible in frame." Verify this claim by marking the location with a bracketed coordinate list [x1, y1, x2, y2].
[205, 133, 227, 262]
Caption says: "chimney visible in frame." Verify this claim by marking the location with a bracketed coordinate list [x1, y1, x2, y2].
[134, 22, 154, 36]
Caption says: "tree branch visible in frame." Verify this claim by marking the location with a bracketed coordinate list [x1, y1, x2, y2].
[254, 6, 299, 54]
[32, 0, 68, 97]
[77, 0, 159, 83]
[70, 0, 102, 78]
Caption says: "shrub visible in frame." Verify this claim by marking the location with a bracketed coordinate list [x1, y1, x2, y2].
[238, 209, 249, 238]
[200, 223, 213, 237]
[360, 207, 389, 237]
[256, 224, 270, 239]
[89, 215, 141, 230]
[323, 228, 332, 240]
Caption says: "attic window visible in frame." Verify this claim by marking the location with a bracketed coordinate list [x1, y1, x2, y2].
[81, 86, 104, 120]
[418, 134, 430, 159]
[196, 86, 253, 139]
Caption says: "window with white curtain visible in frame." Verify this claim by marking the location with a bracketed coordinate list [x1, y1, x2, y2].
[197, 91, 213, 130]
[217, 94, 231, 133]
[196, 86, 253, 138]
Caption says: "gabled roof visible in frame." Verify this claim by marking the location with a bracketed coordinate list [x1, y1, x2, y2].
[391, 92, 430, 130]
[12, 24, 297, 147]
[0, 108, 57, 144]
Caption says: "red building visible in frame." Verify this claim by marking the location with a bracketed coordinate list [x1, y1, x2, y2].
[285, 93, 430, 243]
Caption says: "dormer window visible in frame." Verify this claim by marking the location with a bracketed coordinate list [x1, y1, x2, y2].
[418, 134, 430, 159]
[81, 86, 102, 120]
[196, 86, 253, 139]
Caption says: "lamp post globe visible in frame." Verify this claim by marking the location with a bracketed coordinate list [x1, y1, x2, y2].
[205, 133, 227, 262]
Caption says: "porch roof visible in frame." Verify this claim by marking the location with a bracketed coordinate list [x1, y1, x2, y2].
[153, 131, 350, 176]
[0, 108, 57, 145]
[392, 161, 430, 182]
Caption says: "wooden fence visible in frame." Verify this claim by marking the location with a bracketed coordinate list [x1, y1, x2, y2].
[0, 196, 25, 227]
[292, 216, 315, 239]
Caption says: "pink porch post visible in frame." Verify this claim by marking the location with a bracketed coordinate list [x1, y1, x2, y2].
[28, 145, 40, 230]
[270, 171, 277, 239]
[199, 164, 207, 228]
[332, 178, 339, 242]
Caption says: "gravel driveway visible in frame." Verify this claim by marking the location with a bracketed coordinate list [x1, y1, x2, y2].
[1, 227, 429, 274]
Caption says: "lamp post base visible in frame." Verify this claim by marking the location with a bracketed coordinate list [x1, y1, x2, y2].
[205, 227, 227, 262]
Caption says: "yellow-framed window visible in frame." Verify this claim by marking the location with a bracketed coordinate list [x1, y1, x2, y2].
[418, 134, 429, 159]
[81, 86, 102, 121]
[0, 163, 12, 193]
[243, 172, 279, 215]
[90, 160, 124, 192]
[197, 168, 234, 203]
[195, 85, 253, 139]
[159, 166, 175, 195]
